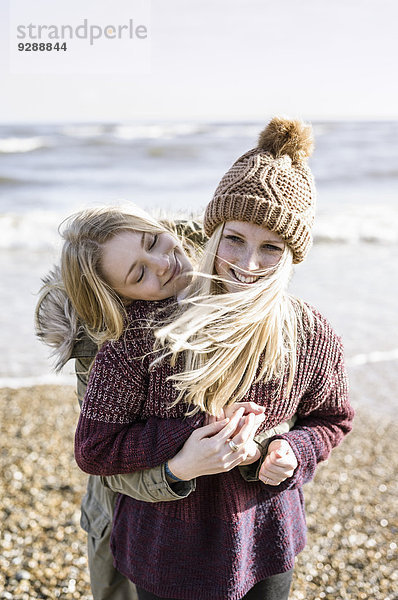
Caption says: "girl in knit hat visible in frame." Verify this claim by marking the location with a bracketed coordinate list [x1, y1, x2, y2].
[75, 118, 354, 600]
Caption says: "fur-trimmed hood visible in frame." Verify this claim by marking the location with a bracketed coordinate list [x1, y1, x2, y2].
[35, 218, 205, 372]
[35, 265, 97, 372]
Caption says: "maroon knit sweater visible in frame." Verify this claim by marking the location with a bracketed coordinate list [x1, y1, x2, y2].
[75, 299, 353, 600]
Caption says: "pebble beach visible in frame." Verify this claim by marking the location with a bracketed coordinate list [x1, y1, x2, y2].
[1, 385, 397, 600]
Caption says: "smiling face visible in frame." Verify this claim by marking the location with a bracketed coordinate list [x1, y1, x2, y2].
[214, 221, 285, 292]
[100, 229, 192, 301]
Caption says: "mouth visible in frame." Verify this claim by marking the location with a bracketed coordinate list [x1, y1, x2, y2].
[164, 251, 181, 286]
[230, 268, 260, 284]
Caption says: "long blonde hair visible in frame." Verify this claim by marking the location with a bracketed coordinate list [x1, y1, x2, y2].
[155, 224, 313, 415]
[59, 205, 179, 346]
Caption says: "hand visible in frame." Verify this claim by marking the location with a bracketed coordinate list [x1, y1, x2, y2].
[223, 402, 265, 466]
[205, 403, 266, 467]
[206, 404, 266, 466]
[233, 411, 266, 465]
[204, 401, 265, 425]
[167, 408, 262, 480]
[258, 439, 298, 486]
[223, 401, 265, 420]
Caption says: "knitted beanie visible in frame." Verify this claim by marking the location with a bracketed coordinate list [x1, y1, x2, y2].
[204, 117, 316, 263]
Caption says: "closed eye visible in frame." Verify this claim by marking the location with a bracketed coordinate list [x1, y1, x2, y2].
[136, 266, 145, 283]
[149, 234, 158, 250]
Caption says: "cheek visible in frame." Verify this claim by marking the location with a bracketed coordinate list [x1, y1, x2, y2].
[214, 256, 223, 278]
[215, 243, 236, 273]
[143, 277, 162, 300]
[261, 252, 282, 269]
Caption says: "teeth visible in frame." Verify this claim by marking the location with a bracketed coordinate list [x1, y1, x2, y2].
[231, 269, 259, 284]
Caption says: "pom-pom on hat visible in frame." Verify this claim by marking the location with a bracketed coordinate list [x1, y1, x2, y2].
[204, 117, 316, 263]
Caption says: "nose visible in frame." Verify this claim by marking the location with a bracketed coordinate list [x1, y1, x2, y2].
[242, 249, 261, 272]
[149, 253, 170, 276]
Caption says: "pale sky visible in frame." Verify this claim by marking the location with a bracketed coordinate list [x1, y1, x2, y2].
[1, 0, 398, 123]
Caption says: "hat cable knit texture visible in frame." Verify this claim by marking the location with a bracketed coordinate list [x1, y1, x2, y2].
[204, 117, 316, 263]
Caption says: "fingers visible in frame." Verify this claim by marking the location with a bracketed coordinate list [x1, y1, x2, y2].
[213, 407, 245, 442]
[230, 411, 265, 446]
[266, 441, 297, 467]
[230, 413, 255, 446]
[267, 439, 292, 457]
[194, 418, 229, 440]
[261, 462, 295, 478]
[259, 446, 297, 485]
[223, 402, 265, 420]
[259, 475, 285, 486]
[259, 462, 290, 485]
[252, 412, 266, 429]
[234, 401, 265, 415]
[266, 451, 296, 469]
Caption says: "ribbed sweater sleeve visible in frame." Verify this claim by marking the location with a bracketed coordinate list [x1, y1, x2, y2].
[267, 313, 354, 492]
[74, 302, 204, 476]
[75, 414, 203, 476]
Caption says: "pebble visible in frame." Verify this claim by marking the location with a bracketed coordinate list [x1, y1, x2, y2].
[0, 385, 397, 599]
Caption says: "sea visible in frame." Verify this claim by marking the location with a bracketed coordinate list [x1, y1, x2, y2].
[0, 120, 397, 415]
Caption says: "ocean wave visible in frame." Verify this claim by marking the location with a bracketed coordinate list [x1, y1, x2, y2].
[112, 123, 207, 141]
[314, 207, 398, 244]
[0, 205, 397, 251]
[60, 124, 108, 139]
[0, 212, 63, 251]
[0, 136, 48, 154]
[111, 122, 269, 141]
[348, 349, 398, 366]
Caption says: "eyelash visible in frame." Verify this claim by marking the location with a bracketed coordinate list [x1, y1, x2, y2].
[264, 244, 282, 252]
[224, 235, 282, 252]
[225, 235, 243, 243]
[136, 268, 145, 283]
[149, 234, 158, 250]
[136, 235, 158, 283]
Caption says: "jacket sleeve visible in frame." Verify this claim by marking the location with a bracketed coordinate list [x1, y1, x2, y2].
[75, 353, 196, 501]
[101, 466, 196, 502]
[75, 356, 93, 408]
[264, 339, 354, 492]
[75, 334, 204, 476]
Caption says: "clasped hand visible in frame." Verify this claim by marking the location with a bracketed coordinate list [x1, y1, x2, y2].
[167, 402, 265, 481]
[258, 439, 298, 486]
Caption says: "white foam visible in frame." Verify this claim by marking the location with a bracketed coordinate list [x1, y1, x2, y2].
[0, 212, 64, 251]
[0, 202, 397, 253]
[61, 124, 107, 138]
[315, 205, 398, 244]
[0, 136, 47, 153]
[348, 349, 398, 366]
[113, 123, 203, 140]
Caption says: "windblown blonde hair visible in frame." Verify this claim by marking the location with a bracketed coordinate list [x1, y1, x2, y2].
[155, 224, 313, 416]
[59, 205, 181, 346]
